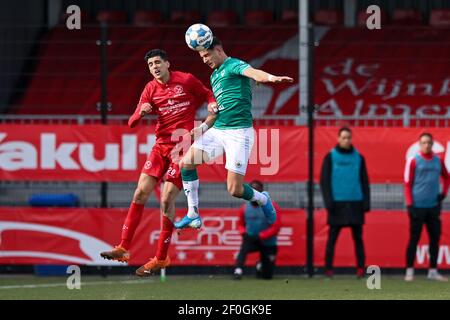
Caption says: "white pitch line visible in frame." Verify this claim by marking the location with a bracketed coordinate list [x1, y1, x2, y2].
[0, 279, 154, 290]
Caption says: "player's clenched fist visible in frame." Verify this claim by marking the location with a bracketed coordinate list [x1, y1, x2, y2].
[207, 102, 219, 114]
[191, 122, 209, 138]
[139, 103, 153, 117]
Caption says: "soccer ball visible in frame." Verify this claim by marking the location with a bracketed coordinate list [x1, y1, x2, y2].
[185, 23, 213, 51]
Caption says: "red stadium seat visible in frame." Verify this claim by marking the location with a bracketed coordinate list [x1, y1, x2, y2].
[245, 10, 274, 26]
[392, 9, 423, 25]
[96, 10, 128, 25]
[207, 10, 238, 27]
[170, 11, 201, 24]
[280, 10, 298, 24]
[314, 9, 343, 26]
[133, 10, 162, 26]
[430, 9, 450, 27]
[356, 9, 388, 27]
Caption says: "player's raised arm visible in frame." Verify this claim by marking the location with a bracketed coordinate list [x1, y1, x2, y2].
[190, 106, 217, 138]
[128, 85, 153, 128]
[243, 67, 293, 84]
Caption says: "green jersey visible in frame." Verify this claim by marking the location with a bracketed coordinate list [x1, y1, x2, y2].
[210, 57, 253, 129]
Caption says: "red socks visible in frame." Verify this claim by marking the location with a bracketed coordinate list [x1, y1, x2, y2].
[119, 202, 145, 250]
[156, 215, 174, 260]
[119, 202, 173, 260]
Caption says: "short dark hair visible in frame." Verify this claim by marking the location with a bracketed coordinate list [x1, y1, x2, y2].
[338, 127, 352, 136]
[419, 132, 433, 140]
[144, 49, 168, 62]
[250, 180, 264, 192]
[208, 36, 222, 50]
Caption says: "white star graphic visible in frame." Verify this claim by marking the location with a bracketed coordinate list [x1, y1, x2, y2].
[177, 251, 187, 261]
[205, 251, 214, 261]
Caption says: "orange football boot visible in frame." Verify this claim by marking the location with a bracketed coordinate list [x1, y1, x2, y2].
[100, 246, 130, 263]
[135, 256, 171, 277]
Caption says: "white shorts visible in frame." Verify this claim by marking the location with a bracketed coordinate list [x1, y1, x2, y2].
[192, 127, 254, 175]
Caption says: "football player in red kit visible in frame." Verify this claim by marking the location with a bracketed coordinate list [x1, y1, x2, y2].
[100, 49, 217, 276]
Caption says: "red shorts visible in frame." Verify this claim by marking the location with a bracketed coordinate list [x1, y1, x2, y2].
[141, 143, 182, 190]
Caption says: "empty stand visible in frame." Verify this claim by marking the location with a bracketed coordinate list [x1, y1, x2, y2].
[314, 9, 343, 26]
[207, 10, 238, 27]
[429, 9, 450, 27]
[12, 8, 450, 125]
[170, 11, 201, 24]
[392, 9, 423, 25]
[245, 10, 274, 26]
[133, 10, 162, 26]
[280, 9, 298, 24]
[96, 10, 128, 25]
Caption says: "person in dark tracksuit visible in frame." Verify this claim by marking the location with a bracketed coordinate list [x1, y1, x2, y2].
[320, 127, 370, 278]
[233, 180, 281, 280]
[404, 132, 449, 282]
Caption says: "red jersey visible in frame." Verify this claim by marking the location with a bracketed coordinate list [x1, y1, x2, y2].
[128, 71, 215, 144]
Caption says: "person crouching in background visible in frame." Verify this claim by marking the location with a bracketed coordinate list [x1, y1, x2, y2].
[233, 180, 282, 280]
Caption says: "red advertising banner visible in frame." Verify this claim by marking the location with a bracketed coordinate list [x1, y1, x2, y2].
[1, 207, 449, 268]
[314, 127, 450, 183]
[0, 124, 305, 183]
[1, 125, 449, 183]
[0, 207, 304, 267]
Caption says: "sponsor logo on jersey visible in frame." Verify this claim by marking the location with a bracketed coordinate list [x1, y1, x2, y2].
[144, 161, 152, 169]
[159, 101, 191, 115]
[174, 85, 184, 94]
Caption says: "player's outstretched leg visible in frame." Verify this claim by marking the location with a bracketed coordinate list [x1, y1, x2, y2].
[260, 191, 277, 224]
[135, 214, 172, 276]
[174, 167, 202, 229]
[175, 147, 207, 230]
[101, 174, 156, 263]
[229, 172, 277, 224]
[135, 215, 173, 277]
[136, 182, 179, 276]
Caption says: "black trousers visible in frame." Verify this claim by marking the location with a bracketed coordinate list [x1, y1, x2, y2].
[236, 237, 277, 279]
[325, 224, 365, 270]
[406, 206, 441, 268]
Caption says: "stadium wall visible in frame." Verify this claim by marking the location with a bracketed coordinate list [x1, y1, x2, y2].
[1, 207, 449, 269]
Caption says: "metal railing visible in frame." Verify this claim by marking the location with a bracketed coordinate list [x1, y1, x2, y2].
[1, 114, 448, 127]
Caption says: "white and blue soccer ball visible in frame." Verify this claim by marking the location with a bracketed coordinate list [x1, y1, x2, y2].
[185, 23, 213, 51]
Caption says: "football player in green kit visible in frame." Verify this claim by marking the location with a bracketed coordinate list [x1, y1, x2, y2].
[175, 37, 293, 229]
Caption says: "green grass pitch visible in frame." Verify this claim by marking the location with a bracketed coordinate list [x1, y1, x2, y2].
[1, 274, 449, 300]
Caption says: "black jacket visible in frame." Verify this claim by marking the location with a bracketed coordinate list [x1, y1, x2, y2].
[320, 145, 371, 226]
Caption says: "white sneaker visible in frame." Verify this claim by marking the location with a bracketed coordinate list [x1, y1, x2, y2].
[404, 268, 414, 281]
[233, 267, 243, 280]
[427, 272, 449, 282]
[404, 274, 414, 281]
